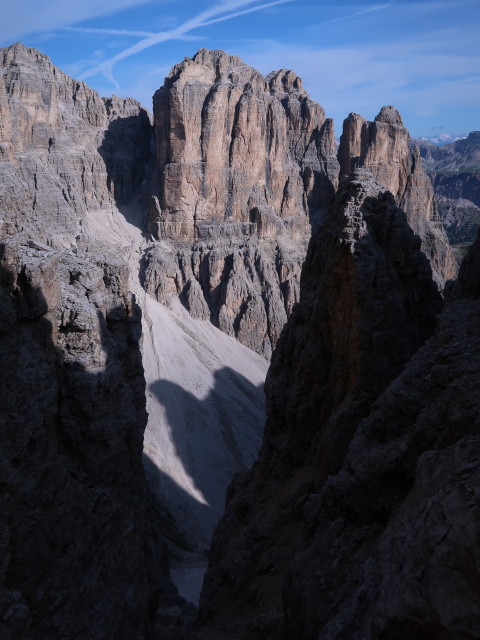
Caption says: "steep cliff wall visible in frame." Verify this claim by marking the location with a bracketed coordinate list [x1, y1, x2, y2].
[338, 107, 457, 287]
[196, 170, 479, 639]
[0, 43, 152, 249]
[145, 48, 339, 358]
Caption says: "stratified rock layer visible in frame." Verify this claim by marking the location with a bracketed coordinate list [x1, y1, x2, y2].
[195, 170, 479, 639]
[145, 49, 339, 357]
[338, 107, 457, 287]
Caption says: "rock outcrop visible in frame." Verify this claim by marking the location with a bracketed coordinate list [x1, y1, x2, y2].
[338, 107, 457, 287]
[432, 172, 480, 248]
[145, 49, 339, 358]
[195, 169, 479, 639]
[418, 131, 480, 173]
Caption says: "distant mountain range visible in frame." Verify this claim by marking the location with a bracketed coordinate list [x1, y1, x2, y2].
[414, 132, 480, 254]
[415, 131, 480, 173]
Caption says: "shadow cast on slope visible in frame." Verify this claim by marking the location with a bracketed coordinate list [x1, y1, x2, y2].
[147, 367, 265, 540]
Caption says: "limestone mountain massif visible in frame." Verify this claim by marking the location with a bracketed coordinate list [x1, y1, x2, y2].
[1, 41, 476, 640]
[144, 53, 455, 357]
[144, 48, 339, 358]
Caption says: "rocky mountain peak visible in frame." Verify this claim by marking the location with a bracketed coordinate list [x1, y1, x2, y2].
[338, 105, 457, 287]
[147, 48, 339, 356]
[374, 104, 404, 125]
[267, 68, 306, 96]
[167, 47, 266, 90]
[466, 130, 480, 141]
[2, 41, 51, 68]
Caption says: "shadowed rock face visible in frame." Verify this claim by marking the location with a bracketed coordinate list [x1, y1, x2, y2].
[195, 170, 479, 639]
[144, 48, 339, 358]
[0, 241, 181, 639]
[338, 107, 458, 288]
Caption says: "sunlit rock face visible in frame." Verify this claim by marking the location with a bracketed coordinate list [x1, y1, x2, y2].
[144, 48, 339, 358]
[338, 106, 458, 288]
[196, 171, 480, 640]
[151, 48, 337, 242]
[0, 43, 153, 249]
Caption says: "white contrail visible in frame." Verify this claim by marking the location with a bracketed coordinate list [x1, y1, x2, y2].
[62, 26, 203, 41]
[78, 0, 294, 82]
[319, 1, 395, 27]
[63, 26, 156, 36]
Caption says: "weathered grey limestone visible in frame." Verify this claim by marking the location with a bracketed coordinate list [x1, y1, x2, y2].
[0, 42, 153, 249]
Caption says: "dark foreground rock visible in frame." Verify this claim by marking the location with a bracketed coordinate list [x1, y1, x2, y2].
[0, 240, 191, 639]
[195, 171, 479, 639]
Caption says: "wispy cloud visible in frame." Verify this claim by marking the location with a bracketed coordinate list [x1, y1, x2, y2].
[62, 26, 203, 42]
[234, 27, 480, 132]
[63, 27, 157, 37]
[78, 0, 294, 84]
[0, 0, 158, 45]
[317, 1, 395, 27]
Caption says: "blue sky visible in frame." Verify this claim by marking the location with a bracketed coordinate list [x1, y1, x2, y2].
[2, 0, 479, 139]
